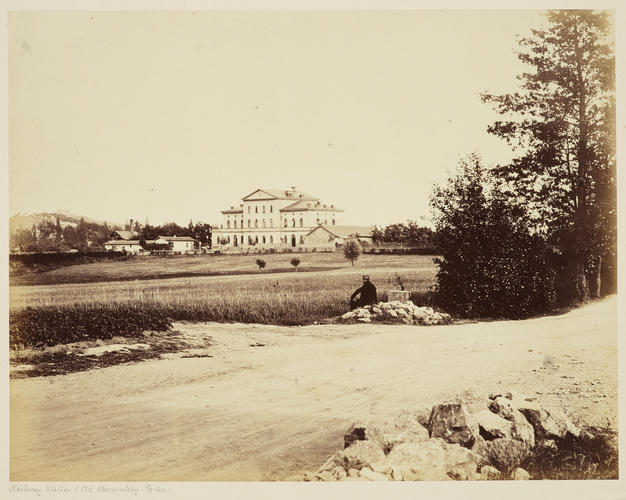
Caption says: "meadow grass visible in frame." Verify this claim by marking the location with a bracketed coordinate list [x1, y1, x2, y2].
[9, 257, 438, 348]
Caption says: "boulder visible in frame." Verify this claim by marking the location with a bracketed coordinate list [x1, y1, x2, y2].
[415, 405, 433, 428]
[391, 467, 403, 481]
[475, 409, 513, 440]
[428, 403, 479, 448]
[510, 410, 536, 448]
[536, 439, 558, 452]
[487, 438, 532, 471]
[470, 435, 490, 466]
[479, 465, 501, 480]
[359, 467, 389, 481]
[347, 468, 360, 478]
[357, 317, 372, 323]
[517, 404, 580, 440]
[316, 471, 334, 481]
[448, 461, 480, 481]
[341, 311, 356, 320]
[332, 467, 347, 481]
[340, 440, 386, 470]
[385, 439, 481, 481]
[511, 467, 531, 480]
[344, 412, 429, 454]
[317, 452, 344, 473]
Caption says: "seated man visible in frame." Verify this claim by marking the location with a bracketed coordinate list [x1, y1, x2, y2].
[350, 275, 378, 310]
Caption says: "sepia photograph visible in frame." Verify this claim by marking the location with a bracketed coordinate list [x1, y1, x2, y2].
[4, 1, 624, 497]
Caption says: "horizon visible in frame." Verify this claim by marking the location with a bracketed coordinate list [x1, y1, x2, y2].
[9, 10, 548, 227]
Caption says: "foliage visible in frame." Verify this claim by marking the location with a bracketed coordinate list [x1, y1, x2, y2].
[431, 154, 557, 319]
[482, 10, 616, 300]
[290, 257, 301, 271]
[521, 425, 618, 479]
[256, 258, 266, 272]
[9, 305, 172, 348]
[343, 239, 362, 267]
[372, 221, 436, 249]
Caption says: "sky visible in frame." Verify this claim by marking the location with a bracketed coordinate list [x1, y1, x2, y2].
[8, 9, 547, 228]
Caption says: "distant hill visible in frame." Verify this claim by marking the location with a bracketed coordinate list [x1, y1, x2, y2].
[9, 212, 122, 233]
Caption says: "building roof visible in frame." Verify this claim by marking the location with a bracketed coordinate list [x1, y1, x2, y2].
[280, 200, 344, 212]
[110, 230, 138, 240]
[306, 225, 375, 238]
[242, 188, 319, 202]
[157, 236, 196, 242]
[221, 208, 244, 214]
[105, 240, 142, 245]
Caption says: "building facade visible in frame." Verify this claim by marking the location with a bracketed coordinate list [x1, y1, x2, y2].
[213, 187, 347, 250]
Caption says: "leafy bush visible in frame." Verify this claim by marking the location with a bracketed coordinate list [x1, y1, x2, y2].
[521, 425, 618, 479]
[430, 154, 557, 319]
[9, 305, 171, 348]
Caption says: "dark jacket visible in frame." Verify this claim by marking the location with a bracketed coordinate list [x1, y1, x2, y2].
[351, 281, 378, 307]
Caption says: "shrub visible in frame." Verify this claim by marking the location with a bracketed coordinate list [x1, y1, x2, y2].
[290, 257, 301, 271]
[343, 239, 362, 266]
[9, 305, 171, 348]
[430, 154, 557, 319]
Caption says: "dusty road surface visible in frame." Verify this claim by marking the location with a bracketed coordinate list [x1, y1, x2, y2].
[10, 297, 617, 481]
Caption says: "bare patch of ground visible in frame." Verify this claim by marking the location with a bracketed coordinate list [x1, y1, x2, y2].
[9, 296, 617, 481]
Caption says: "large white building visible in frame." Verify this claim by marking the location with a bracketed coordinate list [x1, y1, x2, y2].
[213, 187, 372, 251]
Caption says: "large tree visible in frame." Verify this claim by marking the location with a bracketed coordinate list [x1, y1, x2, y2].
[482, 10, 615, 299]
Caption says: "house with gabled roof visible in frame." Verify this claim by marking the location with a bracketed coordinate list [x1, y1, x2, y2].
[213, 187, 354, 250]
[305, 225, 376, 250]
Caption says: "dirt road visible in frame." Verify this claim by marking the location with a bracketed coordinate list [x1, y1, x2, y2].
[10, 297, 617, 481]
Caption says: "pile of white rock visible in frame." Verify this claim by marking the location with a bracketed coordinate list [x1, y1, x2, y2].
[296, 390, 586, 481]
[340, 300, 452, 326]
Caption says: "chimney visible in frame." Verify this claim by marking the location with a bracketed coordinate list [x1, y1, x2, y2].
[129, 218, 134, 231]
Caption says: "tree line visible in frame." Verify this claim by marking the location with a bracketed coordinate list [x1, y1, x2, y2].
[10, 217, 212, 253]
[370, 221, 436, 249]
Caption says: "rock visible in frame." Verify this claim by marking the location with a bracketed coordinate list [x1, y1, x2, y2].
[518, 404, 580, 440]
[371, 461, 391, 474]
[302, 471, 318, 481]
[372, 307, 382, 315]
[357, 317, 372, 323]
[359, 467, 389, 481]
[448, 461, 479, 481]
[317, 452, 343, 473]
[479, 465, 501, 480]
[475, 409, 513, 439]
[347, 468, 360, 478]
[487, 438, 532, 471]
[344, 423, 368, 448]
[317, 471, 334, 481]
[415, 405, 433, 428]
[341, 311, 356, 320]
[536, 439, 558, 452]
[340, 440, 386, 470]
[511, 467, 531, 480]
[470, 435, 490, 466]
[386, 440, 480, 481]
[332, 467, 347, 481]
[428, 403, 479, 448]
[391, 467, 403, 481]
[510, 410, 536, 448]
[387, 309, 399, 318]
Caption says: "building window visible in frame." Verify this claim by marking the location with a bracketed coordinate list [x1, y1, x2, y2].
[299, 218, 303, 227]
[284, 219, 287, 228]
[255, 235, 259, 244]
[291, 219, 295, 227]
[300, 235, 305, 244]
[262, 236, 266, 244]
[248, 220, 251, 228]
[270, 206, 273, 213]
[324, 219, 328, 225]
[234, 220, 237, 229]
[255, 206, 258, 213]
[227, 220, 230, 228]
[262, 219, 266, 228]
[263, 205, 266, 213]
[255, 219, 258, 228]
[332, 218, 335, 225]
[248, 206, 251, 213]
[270, 219, 273, 227]
[270, 235, 273, 243]
[316, 218, 320, 225]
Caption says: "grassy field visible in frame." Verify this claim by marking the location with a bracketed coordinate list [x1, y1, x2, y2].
[9, 254, 439, 347]
[10, 252, 436, 286]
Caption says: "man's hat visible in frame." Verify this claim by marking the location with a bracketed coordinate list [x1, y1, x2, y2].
[362, 275, 370, 280]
